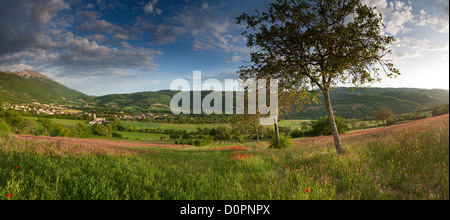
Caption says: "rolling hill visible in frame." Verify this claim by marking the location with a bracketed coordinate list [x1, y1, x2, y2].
[0, 70, 92, 106]
[0, 70, 448, 119]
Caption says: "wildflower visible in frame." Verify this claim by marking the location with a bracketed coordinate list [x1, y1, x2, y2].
[8, 193, 12, 197]
[306, 188, 309, 193]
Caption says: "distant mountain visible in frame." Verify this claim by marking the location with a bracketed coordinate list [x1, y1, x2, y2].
[1, 70, 448, 119]
[285, 87, 449, 119]
[0, 70, 92, 106]
[95, 90, 178, 111]
[95, 87, 449, 119]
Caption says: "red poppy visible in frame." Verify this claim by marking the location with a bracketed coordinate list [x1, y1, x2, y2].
[8, 193, 12, 197]
[306, 188, 309, 193]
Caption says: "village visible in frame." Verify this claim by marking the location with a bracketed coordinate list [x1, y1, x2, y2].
[1, 102, 170, 123]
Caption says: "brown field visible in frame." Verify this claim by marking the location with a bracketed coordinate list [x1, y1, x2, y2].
[15, 134, 188, 150]
[295, 114, 449, 143]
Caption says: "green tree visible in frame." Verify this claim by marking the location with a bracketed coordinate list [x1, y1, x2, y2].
[237, 0, 399, 154]
[53, 123, 70, 137]
[91, 124, 109, 136]
[75, 123, 92, 138]
[269, 133, 292, 149]
[41, 119, 54, 136]
[0, 120, 11, 138]
[374, 106, 394, 127]
[19, 118, 37, 134]
[311, 117, 349, 136]
[432, 104, 449, 117]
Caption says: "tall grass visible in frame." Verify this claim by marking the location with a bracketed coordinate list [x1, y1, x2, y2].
[0, 115, 448, 200]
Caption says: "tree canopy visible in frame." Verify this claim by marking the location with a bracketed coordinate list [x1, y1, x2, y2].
[237, 0, 400, 154]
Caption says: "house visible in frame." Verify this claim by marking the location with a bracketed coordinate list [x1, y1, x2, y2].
[89, 114, 107, 125]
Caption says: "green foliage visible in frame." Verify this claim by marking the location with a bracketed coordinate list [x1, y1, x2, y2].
[75, 123, 92, 138]
[237, 0, 399, 95]
[52, 123, 70, 137]
[175, 136, 214, 147]
[291, 129, 305, 138]
[269, 133, 293, 149]
[91, 124, 110, 136]
[311, 117, 349, 136]
[0, 120, 11, 138]
[432, 104, 449, 117]
[0, 104, 37, 135]
[374, 107, 395, 127]
[112, 133, 123, 138]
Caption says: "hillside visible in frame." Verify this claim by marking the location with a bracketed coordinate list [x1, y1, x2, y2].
[285, 87, 449, 119]
[96, 87, 449, 118]
[0, 70, 448, 118]
[0, 70, 92, 106]
[95, 90, 178, 111]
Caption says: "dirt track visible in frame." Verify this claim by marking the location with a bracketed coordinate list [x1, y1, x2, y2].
[15, 135, 188, 149]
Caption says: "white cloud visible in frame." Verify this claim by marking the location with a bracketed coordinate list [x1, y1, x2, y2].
[389, 37, 449, 60]
[385, 3, 414, 35]
[362, 0, 414, 36]
[144, 0, 161, 14]
[77, 19, 123, 35]
[226, 53, 243, 64]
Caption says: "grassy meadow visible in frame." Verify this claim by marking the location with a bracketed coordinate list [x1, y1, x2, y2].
[1, 115, 448, 200]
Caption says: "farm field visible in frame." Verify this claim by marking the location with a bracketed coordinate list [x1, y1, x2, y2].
[120, 121, 230, 132]
[26, 117, 230, 131]
[1, 114, 448, 200]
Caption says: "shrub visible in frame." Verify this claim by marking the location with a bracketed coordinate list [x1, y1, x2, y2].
[112, 133, 123, 138]
[432, 104, 449, 117]
[0, 120, 11, 138]
[291, 129, 304, 138]
[91, 124, 109, 136]
[311, 117, 349, 136]
[175, 136, 214, 147]
[359, 122, 368, 129]
[279, 126, 293, 135]
[269, 134, 292, 149]
[170, 134, 180, 140]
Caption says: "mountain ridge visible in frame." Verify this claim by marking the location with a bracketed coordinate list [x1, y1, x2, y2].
[0, 70, 448, 119]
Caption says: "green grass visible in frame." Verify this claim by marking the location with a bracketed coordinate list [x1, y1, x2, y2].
[121, 121, 230, 132]
[279, 120, 312, 127]
[93, 132, 172, 142]
[1, 115, 448, 200]
[27, 116, 230, 132]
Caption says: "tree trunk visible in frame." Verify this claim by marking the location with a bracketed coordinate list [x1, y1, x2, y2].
[274, 116, 281, 146]
[253, 123, 260, 143]
[323, 89, 345, 155]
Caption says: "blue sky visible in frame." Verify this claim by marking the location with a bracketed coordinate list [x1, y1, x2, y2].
[0, 0, 448, 96]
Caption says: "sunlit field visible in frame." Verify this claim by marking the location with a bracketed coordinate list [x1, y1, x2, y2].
[1, 115, 448, 200]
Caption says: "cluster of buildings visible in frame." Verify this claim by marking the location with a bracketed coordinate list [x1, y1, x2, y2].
[3, 102, 170, 124]
[118, 113, 168, 120]
[2, 103, 64, 115]
[89, 114, 107, 125]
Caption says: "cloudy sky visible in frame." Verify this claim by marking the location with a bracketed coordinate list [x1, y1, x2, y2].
[0, 0, 448, 96]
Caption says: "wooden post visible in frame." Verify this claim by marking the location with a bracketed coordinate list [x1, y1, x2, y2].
[274, 116, 280, 146]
